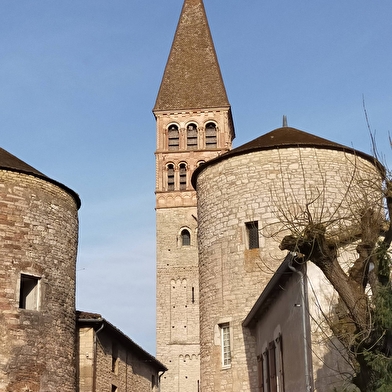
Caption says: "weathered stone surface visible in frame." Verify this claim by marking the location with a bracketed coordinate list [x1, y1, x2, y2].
[0, 170, 79, 392]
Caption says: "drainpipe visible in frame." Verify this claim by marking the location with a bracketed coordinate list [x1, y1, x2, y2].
[288, 253, 312, 391]
[158, 370, 166, 392]
[93, 321, 105, 392]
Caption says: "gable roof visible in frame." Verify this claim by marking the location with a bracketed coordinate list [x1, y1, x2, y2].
[77, 311, 167, 372]
[153, 0, 230, 112]
[0, 146, 81, 209]
[243, 254, 297, 329]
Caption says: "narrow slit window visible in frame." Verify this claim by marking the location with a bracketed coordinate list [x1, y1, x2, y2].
[181, 229, 191, 246]
[168, 125, 179, 150]
[246, 221, 259, 249]
[220, 323, 231, 367]
[167, 164, 175, 191]
[205, 122, 217, 148]
[19, 274, 40, 310]
[179, 163, 187, 190]
[187, 123, 198, 150]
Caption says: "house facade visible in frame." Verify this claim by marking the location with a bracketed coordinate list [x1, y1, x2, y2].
[77, 311, 167, 392]
[243, 255, 313, 392]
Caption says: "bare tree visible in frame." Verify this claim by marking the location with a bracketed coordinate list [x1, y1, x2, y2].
[273, 138, 392, 391]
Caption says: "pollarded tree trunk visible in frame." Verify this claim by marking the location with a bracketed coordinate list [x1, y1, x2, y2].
[279, 199, 392, 392]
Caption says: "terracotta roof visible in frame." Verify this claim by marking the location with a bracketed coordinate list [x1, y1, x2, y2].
[153, 0, 230, 112]
[0, 146, 81, 209]
[192, 126, 381, 188]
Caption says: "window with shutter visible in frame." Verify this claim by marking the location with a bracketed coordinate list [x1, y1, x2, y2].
[168, 125, 179, 150]
[179, 163, 187, 190]
[187, 123, 198, 150]
[257, 355, 264, 392]
[269, 341, 277, 392]
[205, 122, 217, 148]
[167, 164, 175, 191]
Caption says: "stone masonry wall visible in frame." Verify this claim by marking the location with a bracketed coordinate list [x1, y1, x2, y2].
[0, 170, 79, 392]
[155, 107, 234, 392]
[93, 330, 161, 392]
[195, 147, 381, 392]
[78, 327, 95, 392]
[156, 206, 200, 392]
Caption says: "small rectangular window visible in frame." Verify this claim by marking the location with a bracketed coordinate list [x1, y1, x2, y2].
[220, 323, 231, 367]
[246, 221, 259, 249]
[111, 385, 118, 392]
[19, 274, 40, 310]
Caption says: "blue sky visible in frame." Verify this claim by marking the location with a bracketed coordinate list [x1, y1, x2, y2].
[1, 1, 391, 355]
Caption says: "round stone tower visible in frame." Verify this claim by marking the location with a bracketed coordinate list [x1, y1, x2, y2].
[192, 126, 382, 392]
[0, 147, 80, 392]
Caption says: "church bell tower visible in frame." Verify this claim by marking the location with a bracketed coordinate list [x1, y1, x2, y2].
[153, 1, 234, 391]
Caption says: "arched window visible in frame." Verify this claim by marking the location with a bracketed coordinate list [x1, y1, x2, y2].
[168, 124, 179, 150]
[181, 229, 191, 246]
[179, 163, 187, 191]
[205, 122, 217, 148]
[186, 123, 198, 150]
[167, 164, 175, 191]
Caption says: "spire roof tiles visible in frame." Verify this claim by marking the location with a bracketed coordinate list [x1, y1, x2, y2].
[154, 0, 230, 112]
